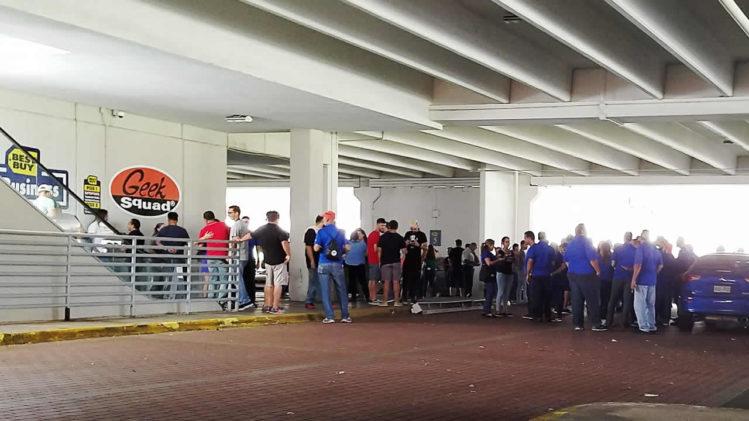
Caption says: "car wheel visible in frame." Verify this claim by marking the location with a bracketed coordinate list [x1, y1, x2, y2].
[677, 311, 695, 332]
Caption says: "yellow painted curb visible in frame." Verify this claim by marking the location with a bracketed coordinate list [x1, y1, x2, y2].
[0, 306, 408, 346]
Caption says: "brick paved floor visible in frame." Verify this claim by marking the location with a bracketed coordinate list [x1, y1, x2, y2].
[1, 310, 747, 420]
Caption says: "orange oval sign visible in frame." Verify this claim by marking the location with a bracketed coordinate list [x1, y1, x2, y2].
[110, 166, 180, 217]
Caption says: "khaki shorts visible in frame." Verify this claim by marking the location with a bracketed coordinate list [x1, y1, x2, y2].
[264, 263, 289, 287]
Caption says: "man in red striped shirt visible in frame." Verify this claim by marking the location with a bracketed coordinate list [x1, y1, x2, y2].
[366, 218, 387, 304]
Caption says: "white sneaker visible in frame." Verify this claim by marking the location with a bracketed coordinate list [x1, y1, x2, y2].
[322, 318, 335, 324]
[340, 317, 352, 323]
[394, 302, 403, 307]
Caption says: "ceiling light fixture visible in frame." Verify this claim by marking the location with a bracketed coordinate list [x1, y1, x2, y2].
[225, 114, 253, 123]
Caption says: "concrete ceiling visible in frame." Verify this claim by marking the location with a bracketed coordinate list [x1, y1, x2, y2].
[1, 0, 749, 184]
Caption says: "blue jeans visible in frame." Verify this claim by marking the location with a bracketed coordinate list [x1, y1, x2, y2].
[237, 260, 250, 306]
[306, 267, 320, 304]
[208, 259, 228, 300]
[634, 284, 657, 332]
[495, 272, 512, 313]
[483, 281, 497, 314]
[318, 263, 349, 319]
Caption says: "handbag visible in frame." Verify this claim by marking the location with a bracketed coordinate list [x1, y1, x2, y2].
[479, 265, 494, 282]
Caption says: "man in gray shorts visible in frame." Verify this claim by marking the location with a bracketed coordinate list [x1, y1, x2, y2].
[377, 220, 405, 307]
[252, 211, 290, 314]
[366, 218, 387, 304]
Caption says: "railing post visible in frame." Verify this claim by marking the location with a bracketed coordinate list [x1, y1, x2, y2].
[186, 240, 192, 315]
[64, 234, 72, 321]
[130, 237, 136, 318]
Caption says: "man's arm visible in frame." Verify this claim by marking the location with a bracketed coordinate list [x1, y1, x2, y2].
[306, 245, 316, 268]
[590, 259, 601, 276]
[631, 264, 642, 290]
[550, 262, 567, 277]
[526, 258, 534, 282]
[377, 246, 382, 264]
[282, 240, 291, 263]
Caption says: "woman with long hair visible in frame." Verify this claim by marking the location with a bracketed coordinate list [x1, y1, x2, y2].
[598, 241, 614, 325]
[495, 236, 515, 317]
[344, 228, 369, 303]
[481, 239, 501, 317]
[423, 244, 438, 297]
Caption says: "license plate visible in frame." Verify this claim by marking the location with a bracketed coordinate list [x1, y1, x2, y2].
[714, 285, 731, 294]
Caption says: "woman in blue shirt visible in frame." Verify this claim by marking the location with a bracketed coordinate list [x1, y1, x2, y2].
[345, 228, 369, 303]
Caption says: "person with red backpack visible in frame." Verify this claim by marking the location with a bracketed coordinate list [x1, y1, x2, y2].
[314, 210, 351, 324]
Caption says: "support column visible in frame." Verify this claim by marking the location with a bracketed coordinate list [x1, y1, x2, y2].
[289, 129, 337, 302]
[479, 169, 538, 243]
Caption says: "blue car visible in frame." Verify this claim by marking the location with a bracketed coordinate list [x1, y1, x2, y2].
[678, 253, 749, 331]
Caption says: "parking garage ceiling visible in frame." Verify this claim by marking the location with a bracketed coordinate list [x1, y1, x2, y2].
[1, 0, 749, 182]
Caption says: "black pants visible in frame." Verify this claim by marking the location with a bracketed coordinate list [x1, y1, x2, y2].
[424, 267, 436, 297]
[607, 278, 634, 327]
[530, 276, 552, 321]
[462, 264, 474, 296]
[243, 259, 256, 304]
[402, 265, 421, 302]
[655, 277, 672, 324]
[568, 273, 601, 328]
[345, 264, 368, 303]
[600, 278, 612, 322]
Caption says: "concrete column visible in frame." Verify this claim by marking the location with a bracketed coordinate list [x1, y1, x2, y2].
[479, 169, 538, 243]
[289, 129, 337, 301]
[353, 179, 381, 229]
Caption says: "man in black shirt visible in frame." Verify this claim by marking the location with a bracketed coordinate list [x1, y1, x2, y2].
[448, 239, 464, 297]
[304, 215, 324, 309]
[252, 210, 291, 314]
[495, 236, 515, 316]
[402, 221, 428, 303]
[155, 212, 189, 300]
[377, 220, 405, 307]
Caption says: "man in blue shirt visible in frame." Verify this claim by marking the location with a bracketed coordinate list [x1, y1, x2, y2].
[631, 230, 663, 334]
[524, 231, 557, 322]
[607, 232, 636, 328]
[561, 223, 606, 331]
[314, 210, 351, 324]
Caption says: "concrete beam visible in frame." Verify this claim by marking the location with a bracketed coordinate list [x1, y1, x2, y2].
[337, 164, 381, 179]
[356, 130, 543, 176]
[343, 0, 572, 100]
[227, 168, 283, 179]
[340, 135, 477, 171]
[484, 125, 641, 175]
[423, 127, 590, 176]
[720, 0, 749, 39]
[337, 156, 422, 178]
[228, 164, 290, 177]
[243, 0, 509, 102]
[430, 97, 749, 125]
[622, 122, 738, 175]
[338, 145, 454, 177]
[495, 0, 665, 98]
[698, 120, 749, 153]
[606, 0, 734, 96]
[558, 121, 692, 175]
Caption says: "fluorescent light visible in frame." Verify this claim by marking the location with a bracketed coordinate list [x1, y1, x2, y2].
[0, 34, 69, 57]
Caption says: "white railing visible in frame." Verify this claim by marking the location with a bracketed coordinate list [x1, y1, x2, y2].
[0, 229, 240, 320]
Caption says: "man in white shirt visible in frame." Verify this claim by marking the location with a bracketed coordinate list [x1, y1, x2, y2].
[32, 185, 57, 218]
[87, 209, 116, 253]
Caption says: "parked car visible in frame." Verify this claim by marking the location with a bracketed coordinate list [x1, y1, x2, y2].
[678, 253, 749, 331]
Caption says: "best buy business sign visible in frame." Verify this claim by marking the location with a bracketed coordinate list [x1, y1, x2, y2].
[0, 145, 69, 207]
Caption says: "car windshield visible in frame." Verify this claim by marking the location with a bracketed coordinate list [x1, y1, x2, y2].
[692, 255, 749, 273]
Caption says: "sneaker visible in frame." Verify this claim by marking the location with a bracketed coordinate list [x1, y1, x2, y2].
[482, 313, 495, 318]
[237, 302, 254, 311]
[592, 325, 608, 332]
[573, 326, 584, 331]
[378, 302, 389, 307]
[322, 318, 335, 324]
[551, 318, 563, 323]
[393, 302, 403, 307]
[561, 308, 571, 314]
[270, 307, 284, 314]
[522, 314, 534, 320]
[340, 317, 353, 324]
[304, 303, 316, 310]
[218, 301, 227, 311]
[503, 312, 513, 318]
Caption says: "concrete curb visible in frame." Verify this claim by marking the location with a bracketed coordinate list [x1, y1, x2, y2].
[0, 306, 409, 346]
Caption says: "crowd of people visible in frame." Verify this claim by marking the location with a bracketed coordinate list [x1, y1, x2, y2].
[83, 205, 705, 332]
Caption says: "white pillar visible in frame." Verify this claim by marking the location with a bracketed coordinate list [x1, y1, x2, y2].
[289, 129, 337, 301]
[479, 169, 538, 243]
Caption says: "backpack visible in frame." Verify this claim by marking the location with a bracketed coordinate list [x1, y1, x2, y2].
[326, 236, 341, 261]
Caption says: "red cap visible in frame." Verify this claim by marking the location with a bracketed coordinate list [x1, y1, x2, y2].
[322, 210, 336, 221]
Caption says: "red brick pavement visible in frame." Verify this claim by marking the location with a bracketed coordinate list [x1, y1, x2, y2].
[0, 310, 747, 420]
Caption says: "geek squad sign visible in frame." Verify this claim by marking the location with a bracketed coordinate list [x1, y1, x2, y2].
[110, 166, 180, 217]
[0, 145, 69, 208]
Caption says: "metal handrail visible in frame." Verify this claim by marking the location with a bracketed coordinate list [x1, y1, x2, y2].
[0, 229, 243, 320]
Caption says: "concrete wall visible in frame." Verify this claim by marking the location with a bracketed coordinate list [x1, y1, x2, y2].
[356, 185, 481, 253]
[0, 87, 227, 236]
